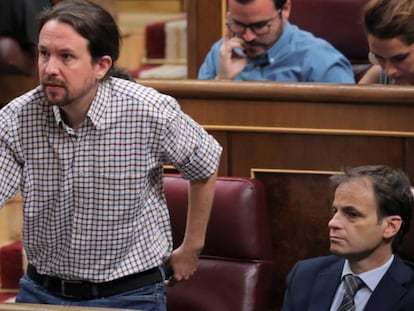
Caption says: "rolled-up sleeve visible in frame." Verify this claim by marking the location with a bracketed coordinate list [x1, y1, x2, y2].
[161, 105, 222, 180]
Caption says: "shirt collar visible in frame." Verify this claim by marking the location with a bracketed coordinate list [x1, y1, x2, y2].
[87, 79, 111, 129]
[341, 254, 394, 292]
[250, 53, 271, 68]
[246, 21, 294, 69]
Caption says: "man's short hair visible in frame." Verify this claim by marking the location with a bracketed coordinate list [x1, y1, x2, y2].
[234, 0, 287, 10]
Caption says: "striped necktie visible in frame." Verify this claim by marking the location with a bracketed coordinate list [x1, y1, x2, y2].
[337, 274, 365, 311]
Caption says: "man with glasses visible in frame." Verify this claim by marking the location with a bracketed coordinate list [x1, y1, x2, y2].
[198, 0, 355, 83]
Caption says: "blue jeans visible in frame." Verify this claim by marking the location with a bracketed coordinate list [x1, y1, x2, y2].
[15, 272, 167, 311]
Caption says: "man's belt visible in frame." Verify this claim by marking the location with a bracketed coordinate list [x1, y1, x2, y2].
[27, 264, 163, 299]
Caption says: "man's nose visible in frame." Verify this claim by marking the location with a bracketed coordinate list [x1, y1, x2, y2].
[328, 212, 341, 229]
[43, 56, 60, 75]
[241, 26, 257, 42]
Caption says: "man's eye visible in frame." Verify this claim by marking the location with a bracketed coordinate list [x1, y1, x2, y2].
[233, 20, 245, 27]
[62, 54, 74, 61]
[252, 21, 268, 29]
[347, 211, 359, 218]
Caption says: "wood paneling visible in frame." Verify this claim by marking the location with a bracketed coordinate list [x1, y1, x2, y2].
[138, 79, 414, 309]
[0, 73, 38, 106]
[187, 0, 224, 78]
[254, 170, 333, 309]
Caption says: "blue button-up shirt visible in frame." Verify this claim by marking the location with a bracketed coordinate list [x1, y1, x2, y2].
[198, 22, 355, 83]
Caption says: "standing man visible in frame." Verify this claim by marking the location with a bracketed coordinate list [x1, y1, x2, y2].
[198, 0, 355, 83]
[282, 165, 414, 310]
[1, 1, 222, 310]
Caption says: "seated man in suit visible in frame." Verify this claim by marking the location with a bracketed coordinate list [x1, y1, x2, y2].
[198, 0, 354, 83]
[359, 0, 414, 85]
[282, 165, 414, 311]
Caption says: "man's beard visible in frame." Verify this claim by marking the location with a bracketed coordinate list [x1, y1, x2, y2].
[244, 42, 269, 58]
[43, 87, 70, 107]
[42, 77, 70, 106]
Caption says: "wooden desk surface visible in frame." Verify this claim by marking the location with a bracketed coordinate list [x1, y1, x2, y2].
[0, 303, 136, 311]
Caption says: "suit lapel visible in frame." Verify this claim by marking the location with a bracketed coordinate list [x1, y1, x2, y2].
[308, 259, 344, 311]
[365, 256, 413, 311]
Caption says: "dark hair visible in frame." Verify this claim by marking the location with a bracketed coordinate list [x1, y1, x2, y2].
[37, 0, 120, 77]
[330, 165, 413, 253]
[111, 67, 135, 81]
[363, 0, 414, 45]
[234, 0, 287, 10]
[275, 0, 287, 9]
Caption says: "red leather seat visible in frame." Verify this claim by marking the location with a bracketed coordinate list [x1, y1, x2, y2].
[290, 0, 370, 81]
[0, 36, 34, 75]
[163, 174, 275, 311]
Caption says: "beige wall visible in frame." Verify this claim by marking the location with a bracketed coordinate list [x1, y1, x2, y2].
[117, 0, 184, 13]
[0, 194, 23, 244]
[115, 0, 186, 71]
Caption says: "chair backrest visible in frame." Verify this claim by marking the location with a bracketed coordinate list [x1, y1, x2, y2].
[0, 36, 35, 75]
[163, 174, 275, 311]
[289, 0, 370, 81]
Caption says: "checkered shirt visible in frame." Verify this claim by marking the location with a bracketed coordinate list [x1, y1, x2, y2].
[0, 77, 222, 282]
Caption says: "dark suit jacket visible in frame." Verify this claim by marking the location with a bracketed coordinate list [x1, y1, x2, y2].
[282, 255, 414, 311]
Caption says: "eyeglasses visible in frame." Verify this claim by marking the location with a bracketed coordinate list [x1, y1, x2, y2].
[226, 13, 280, 36]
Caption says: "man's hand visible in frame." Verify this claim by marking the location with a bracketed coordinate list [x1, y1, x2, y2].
[164, 172, 217, 286]
[165, 244, 201, 286]
[216, 29, 248, 80]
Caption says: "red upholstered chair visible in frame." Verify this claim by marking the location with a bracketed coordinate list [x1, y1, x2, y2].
[289, 0, 370, 81]
[163, 174, 275, 311]
[0, 36, 35, 75]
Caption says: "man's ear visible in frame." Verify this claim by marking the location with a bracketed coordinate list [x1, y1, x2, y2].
[281, 0, 291, 20]
[96, 55, 112, 80]
[383, 216, 402, 239]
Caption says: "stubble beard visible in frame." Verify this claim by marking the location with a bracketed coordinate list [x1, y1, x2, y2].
[44, 88, 70, 107]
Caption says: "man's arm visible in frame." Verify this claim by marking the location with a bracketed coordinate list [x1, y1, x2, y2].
[168, 170, 218, 281]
